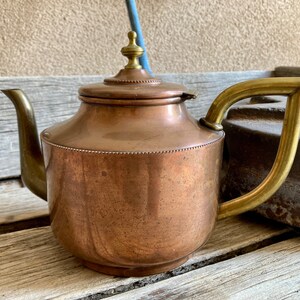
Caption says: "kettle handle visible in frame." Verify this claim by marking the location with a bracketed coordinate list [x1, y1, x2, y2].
[200, 77, 300, 220]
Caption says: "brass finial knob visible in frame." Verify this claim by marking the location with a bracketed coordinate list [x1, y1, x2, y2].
[121, 31, 143, 69]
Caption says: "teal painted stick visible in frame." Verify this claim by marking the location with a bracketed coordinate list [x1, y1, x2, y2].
[125, 0, 153, 75]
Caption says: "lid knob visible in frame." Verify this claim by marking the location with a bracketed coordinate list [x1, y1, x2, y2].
[121, 31, 143, 69]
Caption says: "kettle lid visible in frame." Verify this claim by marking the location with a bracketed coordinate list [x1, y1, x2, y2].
[79, 31, 195, 105]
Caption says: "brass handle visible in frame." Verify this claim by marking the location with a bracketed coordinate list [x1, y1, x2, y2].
[200, 77, 300, 219]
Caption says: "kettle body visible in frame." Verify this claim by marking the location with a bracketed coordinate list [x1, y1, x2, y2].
[42, 99, 224, 276]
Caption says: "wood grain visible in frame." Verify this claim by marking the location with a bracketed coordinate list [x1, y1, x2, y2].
[0, 71, 271, 179]
[112, 237, 300, 300]
[0, 215, 290, 300]
[275, 66, 300, 77]
[0, 180, 48, 225]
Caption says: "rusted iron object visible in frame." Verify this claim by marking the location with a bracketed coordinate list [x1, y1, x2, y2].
[4, 31, 300, 276]
[222, 97, 300, 227]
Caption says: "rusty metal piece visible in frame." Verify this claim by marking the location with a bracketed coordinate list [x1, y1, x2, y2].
[222, 97, 300, 227]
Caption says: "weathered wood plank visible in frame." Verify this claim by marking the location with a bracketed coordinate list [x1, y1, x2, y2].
[112, 237, 300, 300]
[0, 71, 272, 179]
[0, 180, 48, 226]
[275, 66, 300, 77]
[0, 215, 290, 300]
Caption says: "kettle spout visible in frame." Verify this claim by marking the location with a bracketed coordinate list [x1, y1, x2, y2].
[2, 89, 47, 200]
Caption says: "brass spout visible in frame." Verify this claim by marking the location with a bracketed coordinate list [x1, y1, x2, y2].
[2, 89, 47, 200]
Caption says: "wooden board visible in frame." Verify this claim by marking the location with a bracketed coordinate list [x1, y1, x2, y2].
[275, 66, 300, 77]
[0, 71, 271, 179]
[0, 179, 48, 225]
[0, 215, 291, 300]
[112, 237, 300, 300]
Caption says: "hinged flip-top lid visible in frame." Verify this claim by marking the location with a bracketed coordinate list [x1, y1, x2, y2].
[79, 31, 195, 104]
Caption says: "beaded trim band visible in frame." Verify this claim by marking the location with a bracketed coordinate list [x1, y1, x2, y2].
[104, 78, 161, 85]
[42, 133, 224, 155]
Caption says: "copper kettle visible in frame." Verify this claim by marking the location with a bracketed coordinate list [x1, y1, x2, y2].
[3, 31, 300, 277]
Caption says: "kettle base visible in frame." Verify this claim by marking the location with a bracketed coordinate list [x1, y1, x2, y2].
[80, 256, 189, 277]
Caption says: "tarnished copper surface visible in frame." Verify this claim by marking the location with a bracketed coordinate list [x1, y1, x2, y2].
[41, 102, 222, 152]
[79, 68, 188, 101]
[43, 138, 223, 276]
[222, 98, 300, 227]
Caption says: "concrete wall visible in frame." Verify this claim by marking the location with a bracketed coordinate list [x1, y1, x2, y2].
[0, 0, 299, 76]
